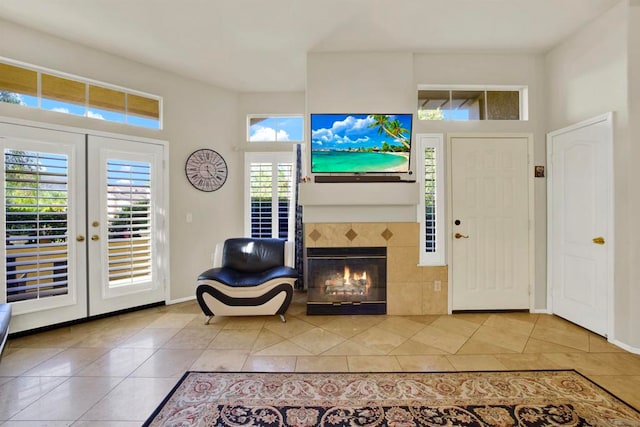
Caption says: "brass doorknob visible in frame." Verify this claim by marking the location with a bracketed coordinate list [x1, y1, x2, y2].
[455, 233, 469, 239]
[592, 236, 605, 245]
[76, 235, 85, 242]
[91, 235, 100, 241]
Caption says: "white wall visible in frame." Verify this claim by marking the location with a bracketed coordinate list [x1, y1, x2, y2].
[545, 0, 639, 350]
[0, 19, 242, 302]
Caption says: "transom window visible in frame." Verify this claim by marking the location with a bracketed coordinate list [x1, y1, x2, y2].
[0, 59, 162, 129]
[247, 115, 304, 142]
[417, 86, 527, 121]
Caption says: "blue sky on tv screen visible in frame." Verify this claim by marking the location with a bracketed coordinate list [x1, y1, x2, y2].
[311, 114, 412, 151]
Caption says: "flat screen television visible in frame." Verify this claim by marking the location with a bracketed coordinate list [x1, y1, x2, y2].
[310, 113, 413, 174]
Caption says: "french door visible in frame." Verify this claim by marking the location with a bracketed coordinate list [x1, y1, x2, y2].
[1, 121, 167, 332]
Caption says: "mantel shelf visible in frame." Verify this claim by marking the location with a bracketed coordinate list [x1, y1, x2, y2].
[299, 182, 420, 207]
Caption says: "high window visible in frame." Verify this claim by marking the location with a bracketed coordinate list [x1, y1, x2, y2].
[244, 152, 294, 239]
[416, 134, 445, 266]
[247, 115, 304, 142]
[0, 59, 162, 129]
[417, 86, 527, 121]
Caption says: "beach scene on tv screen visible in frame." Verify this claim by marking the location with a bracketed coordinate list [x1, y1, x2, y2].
[311, 114, 412, 173]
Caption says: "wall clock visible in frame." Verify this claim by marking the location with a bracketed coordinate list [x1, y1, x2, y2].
[185, 149, 228, 192]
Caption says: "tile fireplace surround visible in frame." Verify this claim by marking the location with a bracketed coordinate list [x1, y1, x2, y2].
[304, 222, 448, 315]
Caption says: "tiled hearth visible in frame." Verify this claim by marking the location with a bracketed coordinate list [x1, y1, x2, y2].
[304, 222, 448, 315]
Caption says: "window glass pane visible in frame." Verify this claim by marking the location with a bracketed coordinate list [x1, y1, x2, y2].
[417, 90, 449, 120]
[41, 74, 86, 116]
[107, 160, 153, 286]
[487, 91, 520, 120]
[89, 85, 125, 123]
[248, 115, 303, 142]
[451, 90, 485, 120]
[5, 149, 69, 302]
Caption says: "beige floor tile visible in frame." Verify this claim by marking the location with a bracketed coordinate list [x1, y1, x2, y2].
[0, 348, 64, 377]
[222, 317, 268, 330]
[8, 328, 88, 349]
[446, 355, 509, 371]
[242, 356, 296, 372]
[72, 327, 141, 349]
[130, 349, 204, 378]
[11, 376, 122, 421]
[523, 337, 586, 353]
[190, 349, 249, 371]
[295, 356, 349, 372]
[23, 348, 108, 377]
[390, 339, 451, 356]
[430, 316, 481, 337]
[0, 376, 68, 419]
[587, 353, 640, 375]
[589, 334, 626, 353]
[456, 339, 519, 355]
[396, 355, 456, 372]
[289, 328, 345, 355]
[376, 317, 426, 338]
[161, 327, 220, 349]
[252, 341, 313, 357]
[349, 327, 407, 354]
[79, 377, 177, 422]
[347, 355, 402, 372]
[493, 354, 564, 370]
[319, 316, 382, 339]
[3, 421, 79, 426]
[66, 422, 141, 427]
[411, 325, 467, 354]
[470, 325, 530, 352]
[322, 340, 386, 356]
[76, 348, 156, 377]
[263, 317, 316, 339]
[541, 353, 626, 376]
[208, 329, 260, 350]
[530, 325, 590, 352]
[294, 314, 341, 327]
[144, 313, 198, 329]
[252, 329, 286, 353]
[116, 328, 181, 349]
[482, 314, 535, 336]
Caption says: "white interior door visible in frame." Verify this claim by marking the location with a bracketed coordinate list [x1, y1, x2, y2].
[547, 114, 612, 336]
[451, 136, 530, 310]
[1, 122, 87, 332]
[87, 135, 166, 316]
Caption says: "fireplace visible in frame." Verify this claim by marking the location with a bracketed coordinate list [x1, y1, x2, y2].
[306, 247, 386, 315]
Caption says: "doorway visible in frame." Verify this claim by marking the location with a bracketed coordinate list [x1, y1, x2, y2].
[1, 120, 168, 333]
[449, 135, 532, 311]
[547, 113, 613, 337]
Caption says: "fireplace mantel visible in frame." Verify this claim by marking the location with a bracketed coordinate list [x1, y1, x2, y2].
[299, 181, 420, 223]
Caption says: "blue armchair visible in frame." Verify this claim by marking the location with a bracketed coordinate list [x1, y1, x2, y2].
[196, 238, 297, 323]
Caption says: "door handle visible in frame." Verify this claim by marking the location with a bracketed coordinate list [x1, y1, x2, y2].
[592, 236, 605, 245]
[455, 233, 469, 239]
[76, 235, 85, 242]
[91, 235, 100, 241]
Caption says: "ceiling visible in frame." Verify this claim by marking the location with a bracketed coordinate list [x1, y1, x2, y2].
[0, 0, 621, 93]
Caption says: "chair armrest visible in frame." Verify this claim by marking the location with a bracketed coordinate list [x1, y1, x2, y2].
[213, 242, 224, 268]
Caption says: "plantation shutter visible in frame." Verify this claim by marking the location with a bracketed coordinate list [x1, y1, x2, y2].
[424, 147, 437, 253]
[4, 150, 69, 302]
[247, 154, 293, 239]
[106, 159, 152, 286]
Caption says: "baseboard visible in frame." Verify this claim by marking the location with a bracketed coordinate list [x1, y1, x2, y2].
[609, 339, 640, 355]
[167, 295, 196, 305]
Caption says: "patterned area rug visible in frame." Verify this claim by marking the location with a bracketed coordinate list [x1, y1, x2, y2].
[144, 370, 640, 426]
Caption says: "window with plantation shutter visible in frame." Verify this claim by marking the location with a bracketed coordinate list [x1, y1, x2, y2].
[4, 149, 70, 302]
[417, 134, 445, 266]
[106, 159, 152, 286]
[245, 152, 293, 239]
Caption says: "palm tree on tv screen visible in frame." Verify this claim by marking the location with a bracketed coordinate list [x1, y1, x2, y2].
[368, 114, 410, 150]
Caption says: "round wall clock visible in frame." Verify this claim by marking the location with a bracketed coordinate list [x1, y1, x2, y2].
[185, 149, 228, 192]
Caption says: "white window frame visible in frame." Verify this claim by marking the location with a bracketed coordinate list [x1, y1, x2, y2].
[417, 85, 529, 121]
[246, 114, 304, 143]
[244, 151, 295, 239]
[417, 134, 446, 266]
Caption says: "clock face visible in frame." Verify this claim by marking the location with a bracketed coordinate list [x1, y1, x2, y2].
[185, 149, 228, 192]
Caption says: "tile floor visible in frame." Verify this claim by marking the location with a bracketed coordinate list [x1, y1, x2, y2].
[0, 292, 639, 425]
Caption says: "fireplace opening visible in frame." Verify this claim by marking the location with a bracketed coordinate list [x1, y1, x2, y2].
[306, 247, 386, 315]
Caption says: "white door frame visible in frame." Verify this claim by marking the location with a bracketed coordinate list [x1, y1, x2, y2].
[447, 133, 535, 313]
[546, 112, 614, 339]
